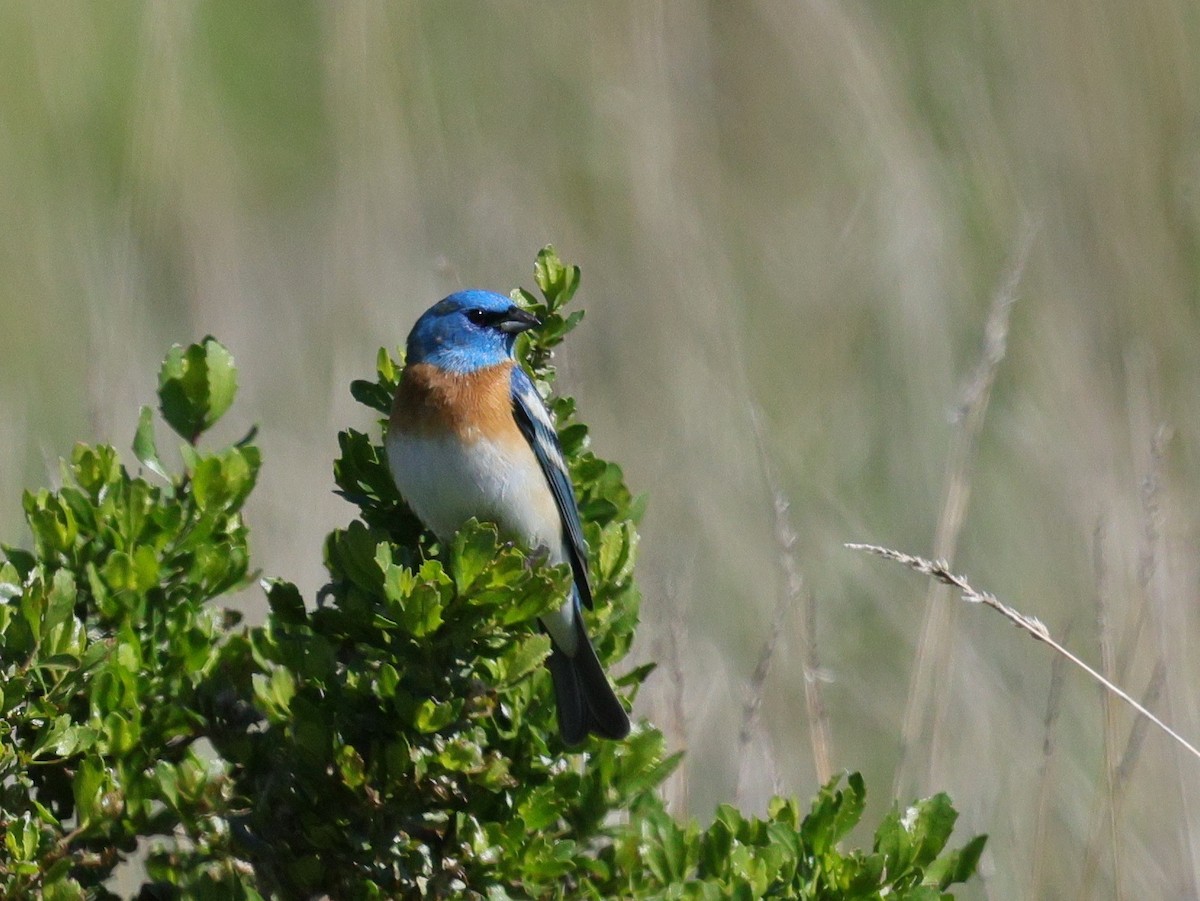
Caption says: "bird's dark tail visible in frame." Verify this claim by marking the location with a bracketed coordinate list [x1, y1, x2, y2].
[545, 613, 631, 745]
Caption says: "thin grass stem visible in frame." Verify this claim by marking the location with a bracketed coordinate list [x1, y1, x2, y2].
[848, 543, 1200, 763]
[896, 221, 1037, 794]
[1029, 619, 1071, 899]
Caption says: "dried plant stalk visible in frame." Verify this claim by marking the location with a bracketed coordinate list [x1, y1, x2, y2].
[748, 402, 833, 785]
[897, 222, 1037, 793]
[1029, 619, 1071, 898]
[848, 543, 1200, 763]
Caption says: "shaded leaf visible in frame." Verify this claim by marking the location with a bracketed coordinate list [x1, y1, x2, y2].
[158, 337, 238, 442]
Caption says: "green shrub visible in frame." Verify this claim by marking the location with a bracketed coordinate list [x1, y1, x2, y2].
[0, 248, 984, 899]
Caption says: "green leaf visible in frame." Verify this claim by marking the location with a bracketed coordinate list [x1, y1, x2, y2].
[832, 771, 867, 843]
[597, 521, 638, 585]
[25, 491, 78, 556]
[69, 444, 122, 499]
[101, 710, 140, 754]
[254, 667, 297, 718]
[101, 551, 138, 593]
[902, 889, 943, 901]
[350, 378, 394, 415]
[518, 785, 562, 832]
[802, 773, 860, 859]
[292, 697, 332, 761]
[496, 634, 551, 685]
[158, 337, 238, 442]
[376, 345, 398, 382]
[451, 520, 500, 593]
[191, 446, 260, 512]
[328, 522, 388, 593]
[510, 287, 540, 312]
[265, 579, 307, 624]
[133, 405, 171, 481]
[905, 792, 959, 868]
[336, 743, 367, 789]
[534, 245, 580, 309]
[557, 422, 589, 457]
[924, 834, 988, 889]
[4, 812, 41, 861]
[699, 813, 734, 878]
[43, 568, 77, 634]
[413, 698, 462, 733]
[0, 566, 22, 600]
[43, 613, 86, 660]
[436, 739, 484, 774]
[378, 545, 449, 637]
[32, 715, 96, 759]
[153, 761, 181, 810]
[376, 663, 400, 698]
[639, 809, 688, 884]
[72, 757, 112, 828]
[41, 870, 86, 901]
[561, 308, 585, 334]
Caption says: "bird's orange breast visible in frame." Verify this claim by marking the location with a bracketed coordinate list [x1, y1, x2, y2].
[390, 361, 522, 444]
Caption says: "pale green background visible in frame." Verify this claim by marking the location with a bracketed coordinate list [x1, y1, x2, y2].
[3, 4, 1200, 897]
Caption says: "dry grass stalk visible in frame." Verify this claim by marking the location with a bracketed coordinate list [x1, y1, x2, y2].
[1029, 619, 1072, 899]
[1077, 519, 1125, 901]
[896, 222, 1037, 794]
[733, 593, 785, 808]
[733, 485, 786, 802]
[1079, 658, 1168, 900]
[743, 401, 834, 787]
[1096, 522, 1125, 901]
[1137, 424, 1200, 895]
[1116, 659, 1166, 780]
[654, 571, 691, 817]
[1112, 427, 1165, 683]
[847, 543, 1200, 763]
[800, 569, 833, 784]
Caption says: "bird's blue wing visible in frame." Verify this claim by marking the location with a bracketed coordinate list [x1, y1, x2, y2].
[509, 366, 593, 610]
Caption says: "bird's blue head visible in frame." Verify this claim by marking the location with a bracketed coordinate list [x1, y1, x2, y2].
[405, 290, 541, 373]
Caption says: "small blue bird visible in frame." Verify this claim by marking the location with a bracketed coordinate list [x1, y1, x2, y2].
[385, 290, 631, 744]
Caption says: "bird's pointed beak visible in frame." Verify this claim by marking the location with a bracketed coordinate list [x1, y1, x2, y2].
[498, 307, 542, 334]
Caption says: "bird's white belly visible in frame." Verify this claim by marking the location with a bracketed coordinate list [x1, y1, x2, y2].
[385, 432, 563, 561]
[386, 431, 579, 654]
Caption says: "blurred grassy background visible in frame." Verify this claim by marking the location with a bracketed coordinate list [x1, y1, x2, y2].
[4, 2, 1200, 897]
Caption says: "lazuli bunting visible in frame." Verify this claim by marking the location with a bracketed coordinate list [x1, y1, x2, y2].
[385, 290, 631, 744]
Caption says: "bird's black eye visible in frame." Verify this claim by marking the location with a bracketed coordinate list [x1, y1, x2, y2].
[465, 309, 490, 327]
